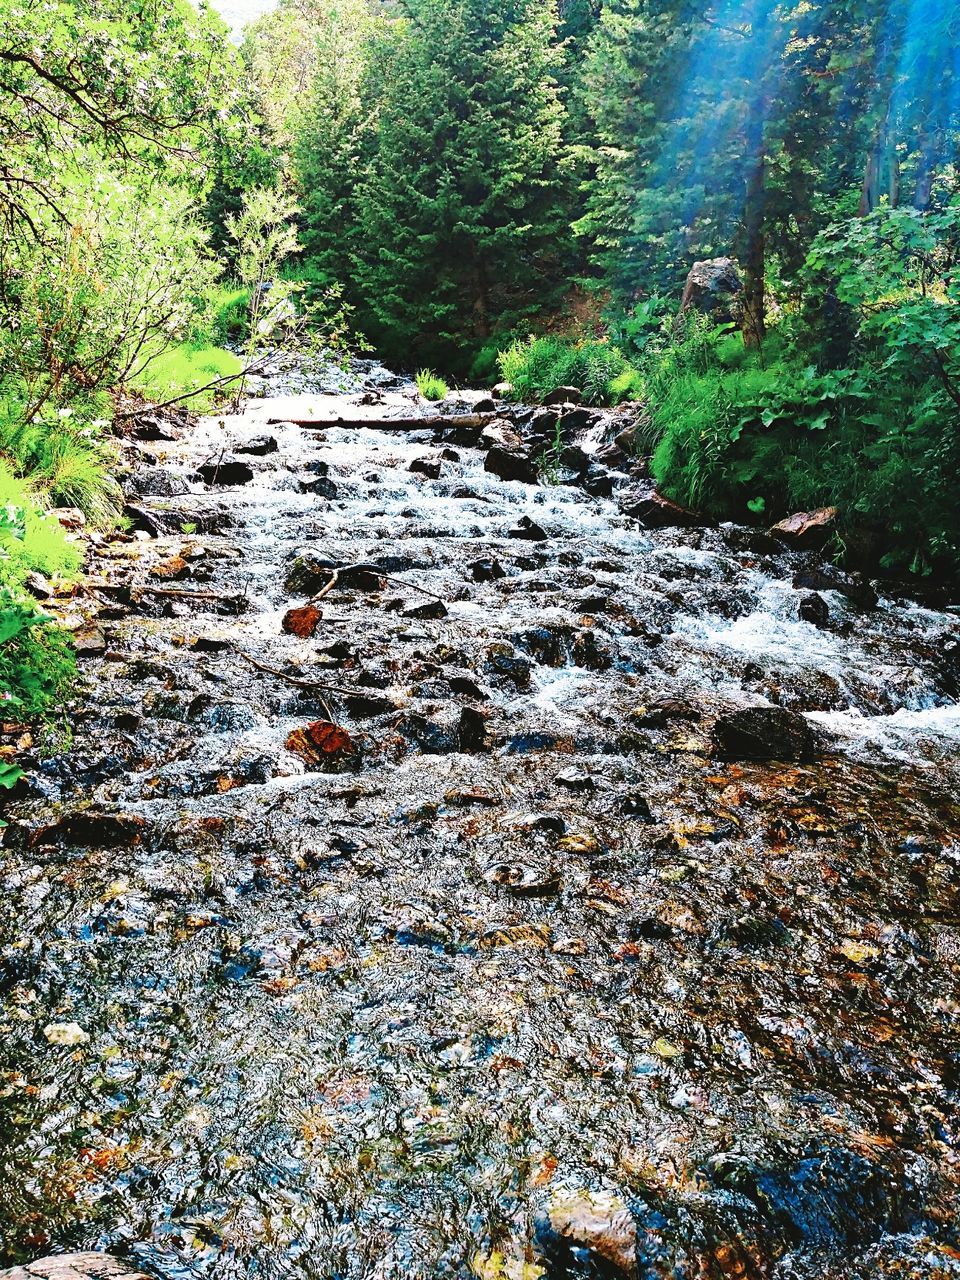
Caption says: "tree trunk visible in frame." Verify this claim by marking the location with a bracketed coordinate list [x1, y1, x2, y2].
[860, 125, 900, 214]
[914, 130, 939, 209]
[473, 260, 491, 340]
[741, 144, 766, 349]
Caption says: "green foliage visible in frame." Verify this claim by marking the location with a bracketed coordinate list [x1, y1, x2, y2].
[0, 392, 120, 525]
[201, 284, 252, 348]
[0, 469, 79, 726]
[134, 344, 243, 413]
[0, 590, 76, 725]
[416, 371, 449, 402]
[0, 466, 82, 582]
[498, 337, 636, 406]
[645, 209, 960, 580]
[350, 0, 575, 367]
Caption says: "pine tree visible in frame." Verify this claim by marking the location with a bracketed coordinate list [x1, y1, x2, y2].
[294, 0, 378, 290]
[352, 0, 574, 366]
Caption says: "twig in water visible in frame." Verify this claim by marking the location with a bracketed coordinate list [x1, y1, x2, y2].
[238, 651, 367, 698]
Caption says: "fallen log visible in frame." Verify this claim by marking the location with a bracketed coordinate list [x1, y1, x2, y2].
[267, 413, 498, 431]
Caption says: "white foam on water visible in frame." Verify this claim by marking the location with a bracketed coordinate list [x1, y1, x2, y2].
[808, 702, 960, 760]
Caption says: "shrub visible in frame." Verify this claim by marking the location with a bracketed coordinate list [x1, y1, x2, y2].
[416, 369, 449, 401]
[0, 592, 76, 729]
[0, 467, 81, 729]
[200, 283, 251, 346]
[0, 391, 121, 526]
[645, 309, 960, 580]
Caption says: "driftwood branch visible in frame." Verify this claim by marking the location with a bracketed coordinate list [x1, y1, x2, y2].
[239, 651, 367, 698]
[268, 413, 497, 432]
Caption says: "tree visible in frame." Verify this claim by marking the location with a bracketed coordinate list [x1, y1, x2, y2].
[293, 0, 381, 290]
[351, 0, 575, 365]
[0, 0, 238, 246]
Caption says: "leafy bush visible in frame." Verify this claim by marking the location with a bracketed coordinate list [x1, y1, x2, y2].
[645, 269, 960, 580]
[497, 336, 638, 406]
[416, 369, 449, 401]
[0, 390, 121, 526]
[468, 339, 507, 386]
[0, 592, 76, 727]
[198, 283, 251, 346]
[0, 467, 83, 582]
[0, 468, 80, 728]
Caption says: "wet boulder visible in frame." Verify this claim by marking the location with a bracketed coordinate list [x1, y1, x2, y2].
[713, 706, 816, 761]
[770, 506, 838, 552]
[401, 599, 448, 621]
[513, 624, 572, 667]
[284, 553, 340, 594]
[798, 592, 829, 627]
[572, 630, 612, 670]
[458, 705, 490, 752]
[7, 811, 149, 850]
[299, 475, 339, 498]
[0, 1254, 152, 1280]
[285, 721, 356, 771]
[282, 604, 323, 638]
[484, 446, 538, 485]
[793, 566, 878, 611]
[559, 406, 598, 434]
[470, 557, 506, 583]
[131, 414, 179, 443]
[581, 465, 617, 499]
[508, 515, 548, 541]
[680, 256, 743, 324]
[125, 467, 189, 499]
[73, 626, 107, 656]
[544, 385, 583, 406]
[481, 419, 524, 451]
[345, 693, 398, 719]
[534, 1189, 638, 1276]
[235, 434, 278, 456]
[195, 458, 254, 487]
[472, 396, 497, 414]
[409, 457, 441, 479]
[484, 643, 532, 690]
[619, 484, 704, 529]
[711, 1146, 900, 1251]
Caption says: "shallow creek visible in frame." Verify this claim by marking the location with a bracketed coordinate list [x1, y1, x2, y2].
[1, 365, 959, 1280]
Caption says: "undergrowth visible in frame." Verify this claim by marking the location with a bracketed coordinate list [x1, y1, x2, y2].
[134, 343, 243, 411]
[497, 336, 639, 406]
[646, 315, 960, 579]
[0, 465, 80, 743]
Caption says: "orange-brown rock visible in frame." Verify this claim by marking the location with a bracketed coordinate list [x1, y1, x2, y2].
[769, 505, 838, 551]
[286, 720, 354, 767]
[282, 604, 323, 638]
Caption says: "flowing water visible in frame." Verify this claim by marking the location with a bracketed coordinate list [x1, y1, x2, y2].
[1, 363, 959, 1280]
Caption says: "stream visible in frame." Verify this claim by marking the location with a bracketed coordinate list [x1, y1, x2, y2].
[1, 360, 959, 1280]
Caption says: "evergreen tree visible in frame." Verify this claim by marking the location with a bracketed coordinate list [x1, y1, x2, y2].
[352, 0, 574, 366]
[294, 0, 379, 290]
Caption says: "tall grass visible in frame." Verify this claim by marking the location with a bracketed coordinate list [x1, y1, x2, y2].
[416, 369, 449, 401]
[497, 336, 638, 406]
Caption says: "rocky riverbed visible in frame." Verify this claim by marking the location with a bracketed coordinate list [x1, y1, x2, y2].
[1, 360, 959, 1280]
